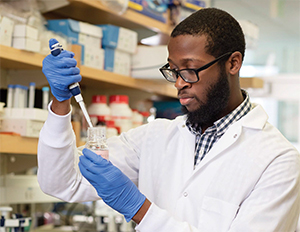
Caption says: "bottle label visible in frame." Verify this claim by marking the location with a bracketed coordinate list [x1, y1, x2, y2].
[95, 150, 109, 160]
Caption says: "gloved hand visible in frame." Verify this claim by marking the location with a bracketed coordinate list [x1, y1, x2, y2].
[42, 38, 82, 102]
[79, 148, 146, 222]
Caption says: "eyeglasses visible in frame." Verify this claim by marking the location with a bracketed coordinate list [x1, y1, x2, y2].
[159, 52, 233, 83]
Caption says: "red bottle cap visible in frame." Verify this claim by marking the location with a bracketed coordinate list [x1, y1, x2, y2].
[92, 95, 107, 104]
[109, 95, 129, 104]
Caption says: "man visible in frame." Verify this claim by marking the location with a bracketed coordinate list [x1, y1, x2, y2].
[38, 8, 300, 231]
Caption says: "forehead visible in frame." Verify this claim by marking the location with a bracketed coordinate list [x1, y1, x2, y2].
[167, 35, 211, 63]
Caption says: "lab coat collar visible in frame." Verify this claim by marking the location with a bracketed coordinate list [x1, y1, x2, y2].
[240, 103, 269, 130]
[179, 103, 269, 182]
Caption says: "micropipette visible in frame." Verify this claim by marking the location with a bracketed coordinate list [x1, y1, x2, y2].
[50, 40, 93, 128]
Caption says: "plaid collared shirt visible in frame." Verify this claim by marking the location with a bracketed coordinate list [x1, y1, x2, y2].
[186, 90, 252, 166]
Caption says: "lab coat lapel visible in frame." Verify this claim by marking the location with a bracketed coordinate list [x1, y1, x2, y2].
[177, 122, 196, 177]
[194, 104, 268, 172]
[194, 122, 243, 172]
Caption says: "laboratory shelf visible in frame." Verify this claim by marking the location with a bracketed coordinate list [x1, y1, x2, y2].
[0, 45, 263, 98]
[240, 77, 264, 88]
[0, 45, 177, 98]
[43, 0, 173, 39]
[0, 134, 38, 155]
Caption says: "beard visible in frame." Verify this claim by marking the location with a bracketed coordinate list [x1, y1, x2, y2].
[181, 66, 230, 126]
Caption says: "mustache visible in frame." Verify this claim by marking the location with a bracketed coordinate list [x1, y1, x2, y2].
[177, 89, 190, 97]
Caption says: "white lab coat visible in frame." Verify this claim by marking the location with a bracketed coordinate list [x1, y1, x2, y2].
[37, 103, 300, 232]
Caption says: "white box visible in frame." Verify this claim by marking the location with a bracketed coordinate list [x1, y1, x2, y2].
[13, 24, 39, 40]
[131, 45, 168, 79]
[0, 175, 61, 204]
[2, 108, 47, 137]
[82, 46, 104, 70]
[0, 15, 14, 47]
[1, 118, 45, 138]
[47, 19, 103, 48]
[99, 24, 138, 54]
[104, 48, 131, 76]
[12, 37, 41, 52]
[4, 108, 48, 121]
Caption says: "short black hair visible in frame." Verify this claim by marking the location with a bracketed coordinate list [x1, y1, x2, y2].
[171, 8, 246, 61]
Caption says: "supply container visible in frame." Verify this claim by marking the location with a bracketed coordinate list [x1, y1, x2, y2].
[132, 109, 143, 128]
[106, 120, 119, 138]
[13, 85, 28, 108]
[109, 95, 132, 133]
[87, 95, 111, 125]
[140, 111, 150, 124]
[6, 85, 14, 108]
[85, 127, 109, 160]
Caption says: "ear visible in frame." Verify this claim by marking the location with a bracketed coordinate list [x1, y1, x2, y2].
[227, 51, 243, 75]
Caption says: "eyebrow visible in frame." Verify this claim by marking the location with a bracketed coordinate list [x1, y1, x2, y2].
[167, 58, 205, 66]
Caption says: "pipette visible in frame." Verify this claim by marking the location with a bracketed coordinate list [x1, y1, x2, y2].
[50, 40, 93, 128]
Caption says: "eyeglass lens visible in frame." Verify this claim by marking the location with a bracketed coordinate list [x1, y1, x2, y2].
[163, 69, 198, 83]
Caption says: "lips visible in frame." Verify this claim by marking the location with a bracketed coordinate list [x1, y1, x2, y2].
[178, 94, 194, 106]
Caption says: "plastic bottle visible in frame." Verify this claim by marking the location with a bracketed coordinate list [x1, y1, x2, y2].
[106, 120, 119, 138]
[132, 109, 143, 128]
[109, 95, 132, 133]
[13, 85, 28, 108]
[42, 86, 50, 110]
[88, 95, 111, 125]
[85, 127, 109, 160]
[140, 111, 150, 124]
[6, 85, 14, 108]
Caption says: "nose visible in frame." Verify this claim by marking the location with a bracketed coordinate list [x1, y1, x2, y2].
[174, 75, 191, 90]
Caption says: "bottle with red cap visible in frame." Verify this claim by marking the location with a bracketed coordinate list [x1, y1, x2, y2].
[132, 109, 143, 128]
[87, 95, 111, 125]
[109, 95, 133, 133]
[106, 120, 119, 138]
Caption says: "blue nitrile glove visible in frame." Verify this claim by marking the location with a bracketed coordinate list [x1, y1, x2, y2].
[42, 38, 82, 102]
[79, 148, 146, 222]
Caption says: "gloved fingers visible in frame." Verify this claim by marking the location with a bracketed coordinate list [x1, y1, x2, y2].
[59, 67, 81, 76]
[42, 55, 77, 69]
[79, 155, 101, 175]
[82, 148, 109, 166]
[58, 50, 75, 58]
[78, 161, 93, 179]
[55, 57, 78, 68]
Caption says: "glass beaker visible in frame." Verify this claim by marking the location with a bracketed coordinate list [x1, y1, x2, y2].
[85, 127, 109, 160]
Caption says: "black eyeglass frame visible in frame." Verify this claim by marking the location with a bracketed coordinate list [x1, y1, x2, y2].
[159, 51, 234, 83]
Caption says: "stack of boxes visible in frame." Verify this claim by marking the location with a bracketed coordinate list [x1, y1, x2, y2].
[46, 19, 138, 76]
[47, 19, 104, 70]
[12, 24, 40, 53]
[99, 24, 138, 76]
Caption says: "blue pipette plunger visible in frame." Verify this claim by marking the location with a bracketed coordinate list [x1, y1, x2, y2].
[49, 39, 93, 128]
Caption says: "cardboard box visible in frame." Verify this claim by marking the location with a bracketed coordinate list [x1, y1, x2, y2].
[82, 46, 105, 70]
[131, 45, 168, 79]
[12, 37, 41, 52]
[128, 0, 168, 23]
[47, 19, 102, 48]
[13, 24, 39, 40]
[98, 24, 138, 54]
[0, 15, 14, 47]
[104, 48, 131, 76]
